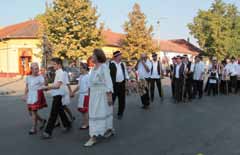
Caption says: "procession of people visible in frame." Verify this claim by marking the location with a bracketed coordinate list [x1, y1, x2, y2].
[22, 49, 240, 147]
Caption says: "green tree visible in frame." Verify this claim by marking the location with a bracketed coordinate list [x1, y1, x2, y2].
[37, 0, 103, 60]
[188, 0, 240, 59]
[122, 3, 156, 60]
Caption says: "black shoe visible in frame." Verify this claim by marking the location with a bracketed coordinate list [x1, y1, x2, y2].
[39, 119, 47, 130]
[63, 125, 72, 133]
[72, 116, 76, 121]
[54, 122, 61, 128]
[117, 115, 123, 120]
[160, 97, 164, 102]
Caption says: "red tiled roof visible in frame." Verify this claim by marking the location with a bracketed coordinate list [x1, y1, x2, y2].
[102, 30, 124, 47]
[0, 20, 39, 39]
[0, 20, 202, 55]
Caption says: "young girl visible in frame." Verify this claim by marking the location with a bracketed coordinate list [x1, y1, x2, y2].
[207, 66, 219, 96]
[72, 62, 89, 129]
[22, 62, 47, 135]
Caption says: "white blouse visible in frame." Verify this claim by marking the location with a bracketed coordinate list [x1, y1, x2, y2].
[26, 75, 45, 104]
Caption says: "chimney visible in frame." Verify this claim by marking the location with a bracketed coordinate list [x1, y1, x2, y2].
[187, 37, 190, 42]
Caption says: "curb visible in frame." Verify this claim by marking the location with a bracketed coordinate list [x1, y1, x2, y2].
[0, 90, 16, 96]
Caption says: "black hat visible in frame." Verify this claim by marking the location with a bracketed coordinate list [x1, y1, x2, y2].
[152, 52, 157, 57]
[172, 57, 176, 60]
[113, 51, 122, 57]
[176, 55, 182, 59]
[231, 56, 236, 60]
[183, 54, 188, 58]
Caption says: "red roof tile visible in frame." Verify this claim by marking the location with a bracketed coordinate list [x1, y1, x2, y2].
[102, 29, 124, 47]
[0, 20, 39, 39]
[0, 20, 202, 55]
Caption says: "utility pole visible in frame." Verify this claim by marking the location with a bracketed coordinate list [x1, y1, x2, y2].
[156, 17, 167, 53]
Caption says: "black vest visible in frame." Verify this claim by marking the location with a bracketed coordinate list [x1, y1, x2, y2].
[186, 61, 193, 79]
[173, 63, 185, 80]
[151, 60, 161, 75]
[109, 61, 126, 84]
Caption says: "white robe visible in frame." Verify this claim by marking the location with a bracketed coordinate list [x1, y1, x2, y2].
[88, 63, 113, 137]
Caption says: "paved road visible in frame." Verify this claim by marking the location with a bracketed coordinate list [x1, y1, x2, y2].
[1, 79, 240, 155]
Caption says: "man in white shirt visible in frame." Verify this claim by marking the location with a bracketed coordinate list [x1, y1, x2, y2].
[227, 57, 238, 93]
[182, 55, 194, 102]
[42, 58, 71, 139]
[170, 57, 177, 98]
[150, 53, 164, 103]
[173, 55, 185, 103]
[109, 51, 129, 120]
[136, 53, 151, 109]
[193, 56, 205, 99]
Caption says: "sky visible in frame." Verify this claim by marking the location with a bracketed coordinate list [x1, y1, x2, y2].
[1, 0, 240, 46]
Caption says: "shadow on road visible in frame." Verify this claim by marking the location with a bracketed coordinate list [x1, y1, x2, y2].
[0, 77, 23, 87]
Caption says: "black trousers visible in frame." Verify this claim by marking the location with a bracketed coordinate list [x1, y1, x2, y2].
[174, 78, 184, 102]
[141, 78, 150, 107]
[229, 76, 238, 93]
[193, 80, 203, 98]
[171, 79, 175, 98]
[237, 79, 240, 93]
[45, 95, 71, 135]
[141, 88, 150, 107]
[113, 81, 126, 116]
[150, 78, 163, 101]
[208, 83, 217, 96]
[220, 80, 230, 95]
[184, 79, 193, 100]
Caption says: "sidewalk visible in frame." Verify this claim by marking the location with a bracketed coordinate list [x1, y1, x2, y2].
[0, 77, 25, 95]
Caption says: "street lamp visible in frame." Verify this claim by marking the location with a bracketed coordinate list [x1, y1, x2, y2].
[156, 17, 167, 49]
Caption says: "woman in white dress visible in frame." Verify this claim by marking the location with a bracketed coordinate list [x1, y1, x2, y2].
[22, 62, 47, 135]
[84, 49, 114, 147]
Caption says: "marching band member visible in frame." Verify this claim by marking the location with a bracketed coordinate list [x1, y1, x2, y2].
[193, 55, 205, 99]
[173, 55, 185, 103]
[150, 52, 164, 103]
[109, 51, 129, 120]
[182, 55, 194, 102]
[135, 53, 151, 109]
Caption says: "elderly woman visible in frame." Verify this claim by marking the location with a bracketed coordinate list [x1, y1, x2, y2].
[84, 49, 114, 147]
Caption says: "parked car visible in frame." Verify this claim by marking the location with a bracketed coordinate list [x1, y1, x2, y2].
[46, 66, 80, 85]
[64, 67, 80, 85]
[46, 66, 55, 84]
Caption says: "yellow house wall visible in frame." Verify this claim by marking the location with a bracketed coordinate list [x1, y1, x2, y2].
[0, 39, 42, 73]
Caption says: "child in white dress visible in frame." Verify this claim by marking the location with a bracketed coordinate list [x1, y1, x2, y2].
[72, 63, 89, 129]
[22, 62, 47, 135]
